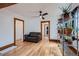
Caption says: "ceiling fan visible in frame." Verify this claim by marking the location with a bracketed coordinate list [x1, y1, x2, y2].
[39, 11, 48, 19]
[31, 11, 48, 19]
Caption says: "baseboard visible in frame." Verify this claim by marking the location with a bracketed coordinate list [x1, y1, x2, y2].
[49, 39, 60, 43]
[0, 43, 14, 51]
[68, 46, 79, 55]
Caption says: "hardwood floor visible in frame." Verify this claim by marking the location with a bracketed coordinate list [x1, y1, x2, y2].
[5, 39, 62, 56]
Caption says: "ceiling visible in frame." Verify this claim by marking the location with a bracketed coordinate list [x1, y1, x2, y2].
[5, 3, 66, 18]
[0, 3, 79, 19]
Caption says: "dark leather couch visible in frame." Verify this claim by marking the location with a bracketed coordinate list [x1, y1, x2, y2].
[24, 32, 41, 43]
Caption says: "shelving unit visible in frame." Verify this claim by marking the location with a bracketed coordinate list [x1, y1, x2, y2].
[72, 6, 79, 55]
[58, 6, 79, 56]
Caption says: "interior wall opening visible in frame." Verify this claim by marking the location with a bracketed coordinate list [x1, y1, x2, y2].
[14, 18, 24, 46]
[41, 21, 50, 41]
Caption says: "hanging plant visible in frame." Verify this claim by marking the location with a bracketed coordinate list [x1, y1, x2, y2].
[59, 4, 72, 20]
[63, 12, 70, 20]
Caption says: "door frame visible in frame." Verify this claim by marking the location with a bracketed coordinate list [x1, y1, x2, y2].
[14, 18, 24, 45]
[41, 21, 50, 40]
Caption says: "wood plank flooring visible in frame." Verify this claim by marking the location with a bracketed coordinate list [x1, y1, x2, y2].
[5, 39, 62, 56]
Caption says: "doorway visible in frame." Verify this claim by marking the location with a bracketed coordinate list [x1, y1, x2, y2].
[14, 18, 24, 45]
[41, 21, 50, 40]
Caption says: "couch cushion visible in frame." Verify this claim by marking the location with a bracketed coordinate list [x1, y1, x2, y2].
[30, 32, 41, 37]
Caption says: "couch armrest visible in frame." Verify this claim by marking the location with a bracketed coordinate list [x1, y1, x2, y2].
[24, 34, 30, 39]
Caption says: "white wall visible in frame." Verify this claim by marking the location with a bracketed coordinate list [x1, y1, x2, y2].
[24, 17, 41, 34]
[0, 8, 24, 47]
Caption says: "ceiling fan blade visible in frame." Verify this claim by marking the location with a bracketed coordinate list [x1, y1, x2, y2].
[42, 16, 45, 19]
[42, 13, 48, 16]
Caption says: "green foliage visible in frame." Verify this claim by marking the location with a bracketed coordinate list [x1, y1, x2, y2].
[64, 35, 72, 41]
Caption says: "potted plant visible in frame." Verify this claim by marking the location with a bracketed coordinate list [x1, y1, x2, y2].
[64, 21, 72, 36]
[58, 29, 63, 34]
[58, 24, 63, 34]
[64, 36, 72, 44]
[62, 9, 70, 19]
[59, 4, 72, 20]
[64, 28, 72, 36]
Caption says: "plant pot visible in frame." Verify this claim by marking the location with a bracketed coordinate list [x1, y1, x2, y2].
[58, 29, 63, 34]
[65, 39, 72, 44]
[64, 13, 69, 18]
[67, 41, 72, 44]
[58, 18, 63, 23]
[64, 28, 72, 36]
[58, 30, 60, 33]
[62, 13, 70, 20]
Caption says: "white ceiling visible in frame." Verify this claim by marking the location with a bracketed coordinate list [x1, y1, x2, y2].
[1, 3, 79, 18]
